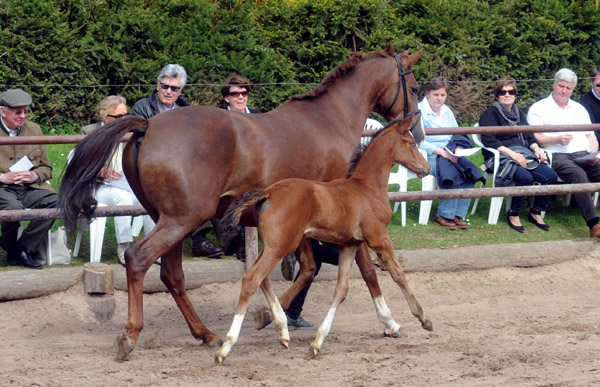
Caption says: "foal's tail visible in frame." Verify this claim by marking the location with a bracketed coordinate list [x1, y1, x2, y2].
[58, 116, 149, 233]
[223, 190, 270, 232]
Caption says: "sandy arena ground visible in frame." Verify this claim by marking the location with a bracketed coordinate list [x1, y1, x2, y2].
[1, 248, 600, 386]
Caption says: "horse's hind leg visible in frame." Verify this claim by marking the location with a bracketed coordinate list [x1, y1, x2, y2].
[370, 235, 433, 332]
[115, 222, 218, 361]
[355, 243, 402, 337]
[159, 241, 221, 346]
[215, 246, 287, 364]
[258, 276, 290, 347]
[278, 237, 317, 310]
[310, 245, 357, 358]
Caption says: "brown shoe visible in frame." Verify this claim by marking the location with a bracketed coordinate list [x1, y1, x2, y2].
[434, 215, 457, 230]
[590, 224, 600, 238]
[453, 216, 469, 229]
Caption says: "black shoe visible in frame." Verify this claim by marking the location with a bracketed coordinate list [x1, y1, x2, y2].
[507, 212, 524, 233]
[7, 246, 42, 269]
[527, 209, 550, 231]
[191, 239, 223, 258]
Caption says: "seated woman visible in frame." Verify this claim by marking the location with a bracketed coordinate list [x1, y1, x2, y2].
[479, 77, 558, 232]
[419, 76, 481, 230]
[80, 95, 155, 265]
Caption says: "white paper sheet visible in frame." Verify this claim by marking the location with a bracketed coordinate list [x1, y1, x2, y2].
[9, 155, 34, 172]
[444, 147, 481, 157]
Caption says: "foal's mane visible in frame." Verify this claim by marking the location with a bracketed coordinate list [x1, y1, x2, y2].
[292, 45, 396, 101]
[346, 120, 396, 177]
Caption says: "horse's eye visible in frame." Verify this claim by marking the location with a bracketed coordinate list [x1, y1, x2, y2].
[410, 142, 417, 148]
[410, 86, 418, 95]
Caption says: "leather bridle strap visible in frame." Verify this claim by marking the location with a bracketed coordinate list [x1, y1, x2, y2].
[382, 54, 415, 119]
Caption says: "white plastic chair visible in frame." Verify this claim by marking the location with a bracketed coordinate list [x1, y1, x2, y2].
[73, 206, 145, 263]
[388, 149, 436, 226]
[362, 118, 383, 146]
[470, 133, 510, 225]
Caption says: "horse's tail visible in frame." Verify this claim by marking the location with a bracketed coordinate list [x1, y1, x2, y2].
[222, 190, 270, 233]
[58, 116, 149, 233]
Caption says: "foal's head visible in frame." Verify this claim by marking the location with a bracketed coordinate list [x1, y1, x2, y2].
[388, 115, 430, 178]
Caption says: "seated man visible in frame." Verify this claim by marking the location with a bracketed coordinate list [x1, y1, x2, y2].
[0, 89, 58, 269]
[527, 68, 600, 237]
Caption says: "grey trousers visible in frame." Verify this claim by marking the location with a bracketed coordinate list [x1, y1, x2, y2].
[0, 185, 57, 254]
[552, 152, 600, 223]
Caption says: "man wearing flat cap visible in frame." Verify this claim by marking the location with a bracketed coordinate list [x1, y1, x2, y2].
[0, 89, 57, 269]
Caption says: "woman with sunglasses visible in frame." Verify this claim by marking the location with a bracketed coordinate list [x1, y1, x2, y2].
[479, 77, 558, 232]
[221, 75, 261, 113]
[78, 95, 155, 265]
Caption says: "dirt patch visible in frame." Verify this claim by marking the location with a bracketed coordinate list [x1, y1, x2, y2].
[1, 245, 600, 386]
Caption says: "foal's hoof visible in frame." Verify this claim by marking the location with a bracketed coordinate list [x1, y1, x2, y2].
[115, 333, 134, 361]
[309, 344, 320, 358]
[384, 329, 407, 339]
[214, 352, 227, 365]
[279, 338, 289, 349]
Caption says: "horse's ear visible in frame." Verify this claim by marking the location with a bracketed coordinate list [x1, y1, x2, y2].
[403, 49, 423, 68]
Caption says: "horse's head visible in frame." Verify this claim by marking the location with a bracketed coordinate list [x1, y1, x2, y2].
[374, 47, 423, 132]
[391, 114, 430, 178]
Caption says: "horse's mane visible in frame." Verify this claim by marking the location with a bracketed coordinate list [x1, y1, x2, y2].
[346, 120, 395, 177]
[292, 45, 395, 101]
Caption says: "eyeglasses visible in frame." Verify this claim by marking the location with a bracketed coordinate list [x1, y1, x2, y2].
[107, 114, 128, 119]
[159, 83, 182, 92]
[594, 83, 600, 88]
[229, 90, 249, 98]
[498, 89, 516, 96]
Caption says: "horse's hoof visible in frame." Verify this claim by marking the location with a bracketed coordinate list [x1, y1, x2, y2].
[115, 333, 134, 361]
[214, 352, 226, 365]
[279, 338, 289, 349]
[309, 345, 320, 358]
[204, 333, 222, 347]
[421, 318, 433, 332]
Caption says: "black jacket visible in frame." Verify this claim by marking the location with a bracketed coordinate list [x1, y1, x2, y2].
[436, 135, 485, 189]
[131, 89, 191, 119]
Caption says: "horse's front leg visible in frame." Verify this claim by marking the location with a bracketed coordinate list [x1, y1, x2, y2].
[310, 245, 357, 358]
[370, 235, 433, 332]
[215, 247, 284, 364]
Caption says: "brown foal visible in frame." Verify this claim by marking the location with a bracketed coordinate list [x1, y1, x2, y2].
[215, 114, 433, 364]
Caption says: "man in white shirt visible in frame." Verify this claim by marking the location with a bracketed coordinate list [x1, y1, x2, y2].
[527, 68, 600, 238]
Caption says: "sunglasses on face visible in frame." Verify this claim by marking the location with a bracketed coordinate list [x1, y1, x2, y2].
[594, 83, 600, 88]
[498, 89, 516, 96]
[159, 83, 181, 92]
[107, 114, 128, 119]
[229, 90, 249, 98]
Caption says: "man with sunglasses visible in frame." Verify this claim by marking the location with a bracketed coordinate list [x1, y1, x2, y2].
[132, 63, 191, 119]
[0, 89, 58, 269]
[579, 65, 600, 144]
[528, 68, 600, 238]
[132, 64, 223, 259]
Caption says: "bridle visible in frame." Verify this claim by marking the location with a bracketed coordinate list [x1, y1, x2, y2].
[381, 53, 423, 142]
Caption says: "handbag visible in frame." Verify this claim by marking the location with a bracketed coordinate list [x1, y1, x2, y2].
[34, 226, 72, 265]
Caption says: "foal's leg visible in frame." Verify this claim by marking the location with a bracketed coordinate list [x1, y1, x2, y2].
[215, 246, 288, 364]
[370, 234, 433, 332]
[278, 237, 317, 311]
[355, 243, 403, 337]
[310, 245, 358, 358]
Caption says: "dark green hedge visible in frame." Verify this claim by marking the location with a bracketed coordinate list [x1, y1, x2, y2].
[1, 0, 599, 131]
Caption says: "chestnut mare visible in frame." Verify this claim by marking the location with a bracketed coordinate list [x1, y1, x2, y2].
[216, 115, 432, 363]
[58, 46, 423, 360]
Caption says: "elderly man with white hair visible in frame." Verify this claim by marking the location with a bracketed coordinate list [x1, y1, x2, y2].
[527, 68, 600, 238]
